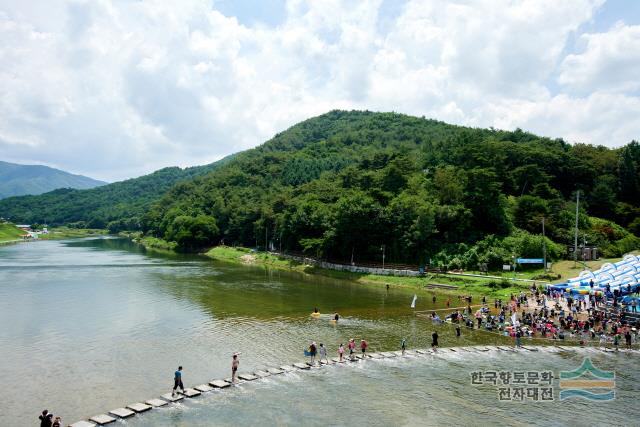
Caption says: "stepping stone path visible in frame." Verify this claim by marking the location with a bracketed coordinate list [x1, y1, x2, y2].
[72, 344, 617, 426]
[181, 388, 201, 398]
[89, 414, 115, 425]
[293, 362, 310, 370]
[161, 393, 184, 402]
[145, 398, 169, 407]
[127, 402, 152, 413]
[108, 407, 135, 419]
[210, 379, 231, 388]
[238, 373, 259, 381]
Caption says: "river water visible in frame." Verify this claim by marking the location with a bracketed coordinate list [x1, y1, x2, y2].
[0, 238, 637, 426]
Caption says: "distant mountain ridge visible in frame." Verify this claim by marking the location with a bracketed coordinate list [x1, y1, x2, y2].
[0, 154, 235, 229]
[0, 161, 106, 199]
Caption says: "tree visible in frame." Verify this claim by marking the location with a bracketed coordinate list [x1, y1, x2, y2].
[166, 215, 219, 251]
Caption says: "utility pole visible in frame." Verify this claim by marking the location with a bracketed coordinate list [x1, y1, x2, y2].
[381, 244, 386, 270]
[573, 190, 580, 268]
[542, 217, 547, 273]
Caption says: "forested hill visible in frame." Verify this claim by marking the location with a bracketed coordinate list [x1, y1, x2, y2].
[0, 156, 234, 230]
[141, 110, 639, 266]
[0, 161, 105, 199]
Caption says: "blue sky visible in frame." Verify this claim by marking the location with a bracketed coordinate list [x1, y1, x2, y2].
[0, 0, 638, 182]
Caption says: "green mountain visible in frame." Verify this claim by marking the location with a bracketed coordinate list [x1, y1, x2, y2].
[140, 110, 639, 263]
[0, 161, 106, 199]
[0, 156, 234, 230]
[2, 111, 639, 265]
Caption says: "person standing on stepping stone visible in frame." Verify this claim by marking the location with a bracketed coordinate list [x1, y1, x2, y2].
[360, 339, 368, 356]
[39, 409, 53, 427]
[401, 338, 406, 355]
[172, 366, 184, 396]
[431, 331, 439, 351]
[456, 325, 461, 338]
[338, 343, 345, 361]
[319, 343, 328, 363]
[348, 339, 356, 360]
[232, 353, 240, 383]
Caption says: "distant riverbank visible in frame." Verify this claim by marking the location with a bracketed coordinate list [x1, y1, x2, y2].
[203, 246, 536, 299]
[0, 223, 105, 245]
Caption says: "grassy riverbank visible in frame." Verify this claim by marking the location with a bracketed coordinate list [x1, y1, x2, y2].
[39, 227, 106, 240]
[204, 246, 536, 299]
[0, 223, 24, 243]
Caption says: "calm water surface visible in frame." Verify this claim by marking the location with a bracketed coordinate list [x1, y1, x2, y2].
[0, 238, 637, 426]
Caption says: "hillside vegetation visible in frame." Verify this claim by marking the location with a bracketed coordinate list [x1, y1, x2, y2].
[138, 110, 639, 266]
[0, 222, 24, 243]
[0, 160, 105, 199]
[0, 156, 234, 231]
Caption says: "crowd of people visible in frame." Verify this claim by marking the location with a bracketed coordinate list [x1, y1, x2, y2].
[436, 284, 640, 350]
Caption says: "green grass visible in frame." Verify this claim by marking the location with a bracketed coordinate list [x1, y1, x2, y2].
[0, 223, 25, 243]
[137, 236, 178, 252]
[39, 227, 106, 240]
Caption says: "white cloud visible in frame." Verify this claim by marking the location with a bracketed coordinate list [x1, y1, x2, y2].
[0, 0, 637, 182]
[559, 21, 640, 93]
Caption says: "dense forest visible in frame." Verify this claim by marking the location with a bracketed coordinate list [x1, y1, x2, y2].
[142, 111, 639, 267]
[0, 156, 233, 231]
[2, 111, 639, 268]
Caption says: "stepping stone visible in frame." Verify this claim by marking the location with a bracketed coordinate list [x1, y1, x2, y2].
[145, 398, 168, 407]
[108, 407, 135, 418]
[331, 357, 345, 363]
[368, 353, 383, 359]
[181, 388, 201, 398]
[404, 350, 417, 356]
[381, 352, 396, 357]
[70, 422, 96, 427]
[293, 362, 310, 370]
[195, 384, 214, 392]
[320, 359, 335, 365]
[238, 373, 259, 381]
[484, 346, 499, 351]
[267, 368, 285, 375]
[520, 346, 538, 351]
[414, 349, 429, 354]
[495, 346, 514, 352]
[280, 365, 296, 372]
[161, 393, 184, 402]
[254, 370, 271, 378]
[89, 414, 115, 425]
[476, 347, 490, 352]
[210, 379, 231, 388]
[355, 354, 365, 359]
[392, 350, 405, 356]
[127, 402, 152, 413]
